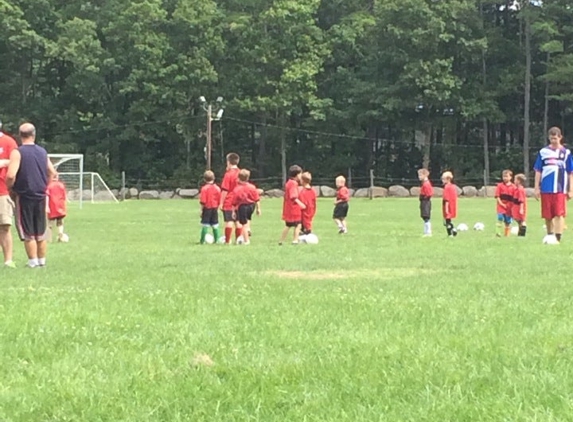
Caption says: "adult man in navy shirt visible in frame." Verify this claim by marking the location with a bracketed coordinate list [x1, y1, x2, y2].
[7, 123, 56, 267]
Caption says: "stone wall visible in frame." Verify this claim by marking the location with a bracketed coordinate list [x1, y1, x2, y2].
[115, 185, 534, 200]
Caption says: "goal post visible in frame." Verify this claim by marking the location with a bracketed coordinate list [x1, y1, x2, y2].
[49, 154, 84, 209]
[48, 154, 119, 207]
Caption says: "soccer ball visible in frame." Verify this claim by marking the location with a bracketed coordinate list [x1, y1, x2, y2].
[218, 236, 226, 244]
[473, 222, 485, 231]
[60, 233, 69, 243]
[301, 233, 319, 244]
[236, 235, 244, 245]
[543, 235, 559, 245]
[457, 223, 469, 232]
[510, 226, 519, 236]
[204, 233, 214, 244]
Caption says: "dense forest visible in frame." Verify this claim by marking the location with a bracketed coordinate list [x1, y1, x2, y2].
[0, 0, 572, 189]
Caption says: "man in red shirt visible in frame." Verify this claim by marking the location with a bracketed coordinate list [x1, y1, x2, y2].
[512, 173, 527, 237]
[299, 172, 317, 234]
[494, 169, 515, 237]
[279, 165, 305, 245]
[441, 171, 458, 237]
[46, 174, 68, 242]
[199, 170, 221, 244]
[219, 153, 241, 244]
[0, 120, 18, 268]
[333, 175, 350, 234]
[418, 168, 434, 237]
[232, 169, 261, 245]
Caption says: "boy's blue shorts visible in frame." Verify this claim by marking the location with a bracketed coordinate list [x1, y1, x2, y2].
[497, 213, 512, 225]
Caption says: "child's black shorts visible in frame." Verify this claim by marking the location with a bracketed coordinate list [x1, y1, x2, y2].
[420, 199, 431, 219]
[333, 202, 349, 219]
[223, 210, 235, 222]
[237, 204, 254, 225]
[201, 208, 219, 226]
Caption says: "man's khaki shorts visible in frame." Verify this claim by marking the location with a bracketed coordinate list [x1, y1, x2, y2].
[0, 195, 15, 226]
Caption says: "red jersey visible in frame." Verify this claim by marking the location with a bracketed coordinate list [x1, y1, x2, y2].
[232, 182, 260, 207]
[221, 167, 240, 211]
[200, 183, 221, 209]
[282, 178, 301, 222]
[495, 182, 515, 215]
[299, 186, 317, 226]
[337, 186, 350, 202]
[46, 180, 67, 219]
[512, 185, 527, 221]
[0, 133, 18, 196]
[420, 180, 433, 199]
[442, 183, 458, 219]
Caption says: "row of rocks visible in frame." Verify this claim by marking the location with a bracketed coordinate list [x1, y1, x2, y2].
[111, 185, 537, 200]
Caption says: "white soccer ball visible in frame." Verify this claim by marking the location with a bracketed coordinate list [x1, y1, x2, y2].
[510, 226, 519, 236]
[218, 236, 226, 244]
[457, 223, 469, 232]
[301, 233, 319, 244]
[473, 222, 485, 231]
[543, 235, 559, 245]
[60, 233, 69, 243]
[236, 235, 244, 245]
[204, 233, 214, 244]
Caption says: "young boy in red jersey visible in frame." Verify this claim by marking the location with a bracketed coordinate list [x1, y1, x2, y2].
[512, 173, 527, 237]
[220, 153, 241, 244]
[279, 165, 306, 245]
[199, 170, 221, 244]
[494, 169, 515, 237]
[418, 168, 433, 237]
[333, 175, 350, 234]
[232, 169, 261, 245]
[442, 171, 458, 237]
[46, 174, 68, 242]
[298, 172, 317, 235]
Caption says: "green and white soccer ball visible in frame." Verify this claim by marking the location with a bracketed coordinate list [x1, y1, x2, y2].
[457, 223, 469, 232]
[300, 233, 319, 244]
[510, 226, 519, 236]
[60, 233, 69, 243]
[473, 222, 485, 231]
[204, 233, 215, 244]
[543, 234, 559, 245]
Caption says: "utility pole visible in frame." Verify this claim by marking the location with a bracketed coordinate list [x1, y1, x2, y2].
[206, 104, 212, 171]
[199, 96, 224, 171]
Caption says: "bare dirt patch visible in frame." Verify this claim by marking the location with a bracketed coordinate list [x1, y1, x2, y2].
[190, 353, 215, 368]
[262, 268, 435, 281]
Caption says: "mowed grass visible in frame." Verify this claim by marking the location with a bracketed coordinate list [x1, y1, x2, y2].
[1, 197, 573, 421]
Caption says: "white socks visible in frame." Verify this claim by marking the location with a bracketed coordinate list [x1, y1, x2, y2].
[28, 258, 46, 267]
[424, 221, 432, 235]
[58, 225, 64, 235]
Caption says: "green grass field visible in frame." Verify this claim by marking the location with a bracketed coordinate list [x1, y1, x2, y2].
[1, 198, 573, 421]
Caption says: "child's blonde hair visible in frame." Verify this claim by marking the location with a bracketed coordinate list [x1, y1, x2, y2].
[238, 169, 251, 182]
[302, 172, 312, 184]
[335, 175, 346, 185]
[203, 170, 215, 182]
[418, 168, 429, 177]
[441, 171, 453, 181]
[514, 173, 526, 185]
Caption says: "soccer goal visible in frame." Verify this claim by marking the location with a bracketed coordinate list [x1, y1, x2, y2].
[48, 154, 118, 208]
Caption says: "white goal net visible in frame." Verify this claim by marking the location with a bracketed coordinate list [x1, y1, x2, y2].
[48, 154, 118, 207]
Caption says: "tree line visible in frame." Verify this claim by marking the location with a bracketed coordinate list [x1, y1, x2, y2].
[0, 0, 571, 189]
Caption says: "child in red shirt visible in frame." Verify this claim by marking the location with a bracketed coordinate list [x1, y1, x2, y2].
[199, 170, 221, 244]
[441, 171, 458, 237]
[232, 169, 261, 245]
[333, 175, 350, 234]
[418, 168, 434, 237]
[219, 152, 241, 244]
[46, 174, 68, 242]
[512, 173, 527, 237]
[495, 169, 515, 237]
[279, 165, 305, 245]
[298, 172, 317, 235]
